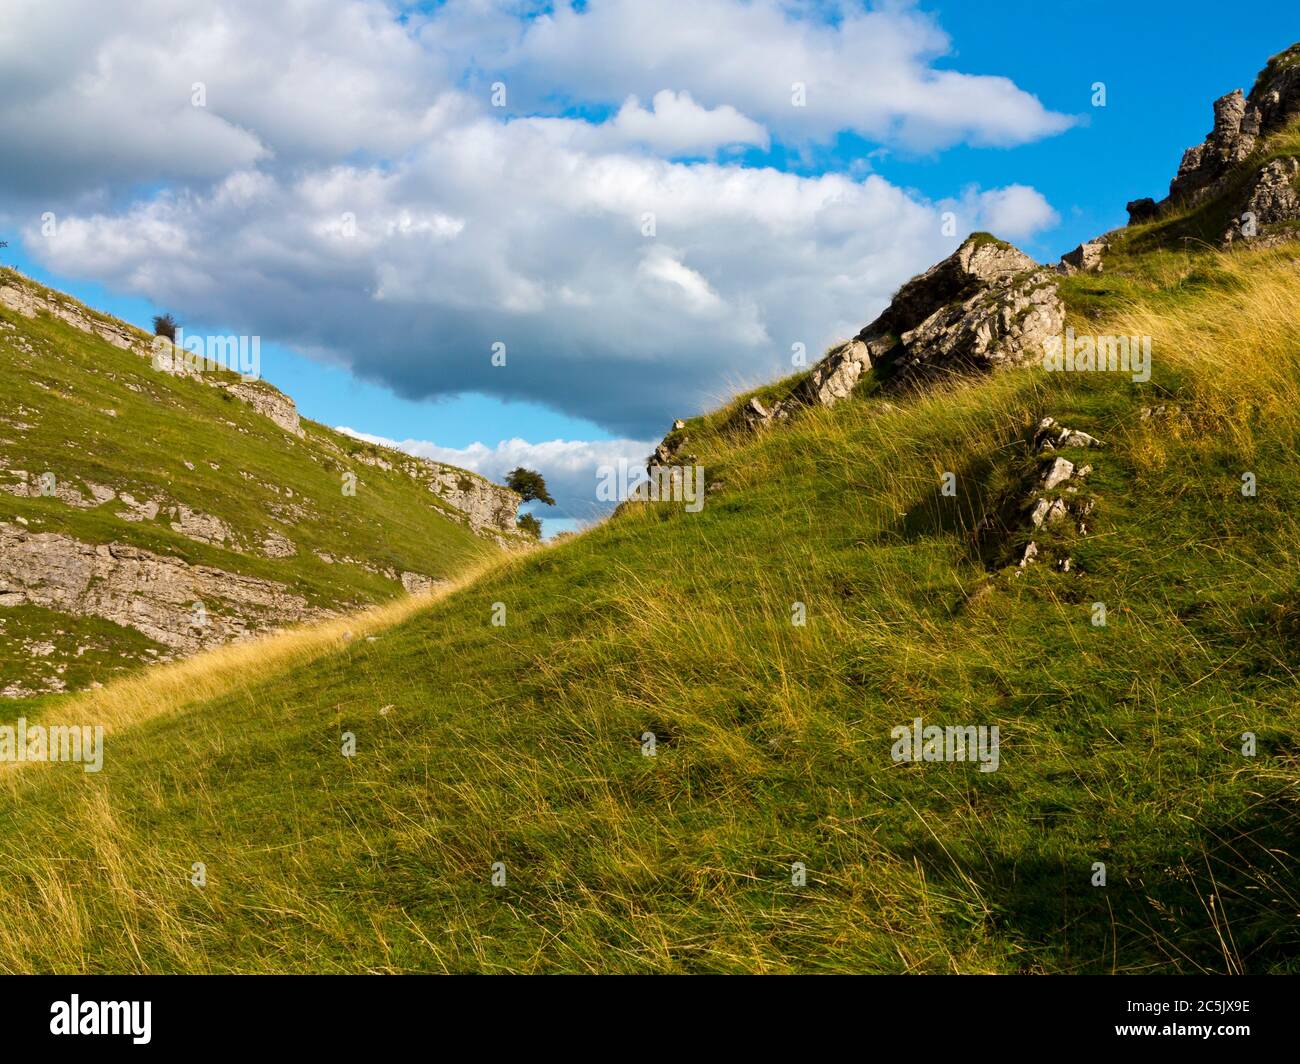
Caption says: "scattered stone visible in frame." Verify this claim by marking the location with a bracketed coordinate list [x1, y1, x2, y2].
[261, 530, 297, 558]
[1039, 457, 1076, 491]
[1033, 417, 1103, 452]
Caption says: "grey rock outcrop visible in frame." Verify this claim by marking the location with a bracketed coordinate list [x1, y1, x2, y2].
[1059, 237, 1108, 274]
[1126, 198, 1160, 225]
[0, 522, 330, 652]
[344, 443, 525, 543]
[399, 571, 449, 595]
[1128, 43, 1300, 238]
[0, 280, 144, 352]
[424, 467, 523, 542]
[224, 381, 304, 437]
[791, 337, 885, 408]
[1224, 156, 1300, 245]
[864, 236, 1064, 389]
[695, 234, 1065, 443]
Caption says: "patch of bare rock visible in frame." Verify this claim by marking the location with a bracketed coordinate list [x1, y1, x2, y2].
[0, 521, 332, 654]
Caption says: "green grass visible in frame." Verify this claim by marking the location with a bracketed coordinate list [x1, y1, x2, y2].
[2, 244, 1297, 973]
[0, 270, 505, 698]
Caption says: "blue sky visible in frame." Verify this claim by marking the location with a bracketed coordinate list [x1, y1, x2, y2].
[2, 1, 1295, 532]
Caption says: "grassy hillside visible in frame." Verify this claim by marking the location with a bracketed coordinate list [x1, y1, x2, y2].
[0, 269, 508, 698]
[2, 241, 1297, 973]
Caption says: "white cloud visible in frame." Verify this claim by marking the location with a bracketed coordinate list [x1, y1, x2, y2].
[609, 90, 769, 154]
[960, 185, 1061, 241]
[498, 0, 1076, 150]
[5, 0, 1071, 436]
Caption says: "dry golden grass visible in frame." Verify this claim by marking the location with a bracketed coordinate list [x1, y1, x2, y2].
[2, 552, 517, 766]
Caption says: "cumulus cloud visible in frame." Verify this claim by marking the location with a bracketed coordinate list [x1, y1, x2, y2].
[5, 0, 1072, 437]
[494, 0, 1076, 150]
[959, 185, 1061, 241]
[608, 91, 769, 154]
[337, 429, 656, 524]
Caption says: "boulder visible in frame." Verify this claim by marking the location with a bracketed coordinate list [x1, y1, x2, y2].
[1059, 239, 1107, 274]
[867, 237, 1064, 388]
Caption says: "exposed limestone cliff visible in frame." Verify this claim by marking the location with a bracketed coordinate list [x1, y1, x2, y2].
[0, 522, 331, 653]
[1122, 42, 1300, 245]
[347, 445, 526, 545]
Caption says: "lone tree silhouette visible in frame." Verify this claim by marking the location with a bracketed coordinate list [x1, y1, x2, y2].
[506, 467, 555, 506]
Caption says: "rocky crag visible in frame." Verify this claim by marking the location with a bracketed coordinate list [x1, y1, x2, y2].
[1050, 44, 1300, 276]
[654, 232, 1067, 459]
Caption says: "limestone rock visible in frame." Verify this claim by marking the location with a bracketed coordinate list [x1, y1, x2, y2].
[1132, 44, 1300, 225]
[1059, 239, 1107, 274]
[1032, 417, 1103, 452]
[699, 235, 1064, 442]
[400, 571, 448, 595]
[1126, 198, 1160, 225]
[168, 504, 239, 550]
[0, 522, 329, 652]
[261, 530, 297, 558]
[425, 467, 523, 538]
[1225, 156, 1300, 245]
[1039, 457, 1076, 491]
[791, 337, 881, 407]
[864, 236, 1063, 388]
[224, 382, 304, 438]
[0, 280, 144, 352]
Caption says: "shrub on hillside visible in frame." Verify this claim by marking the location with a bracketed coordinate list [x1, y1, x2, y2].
[152, 313, 178, 342]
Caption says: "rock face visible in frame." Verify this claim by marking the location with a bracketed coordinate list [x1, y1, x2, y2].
[0, 522, 329, 652]
[224, 381, 304, 438]
[350, 444, 526, 544]
[1128, 42, 1300, 241]
[424, 467, 520, 538]
[861, 236, 1064, 390]
[0, 280, 144, 352]
[1226, 156, 1300, 245]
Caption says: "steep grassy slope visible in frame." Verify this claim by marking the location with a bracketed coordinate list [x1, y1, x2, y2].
[2, 244, 1297, 973]
[0, 269, 512, 698]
